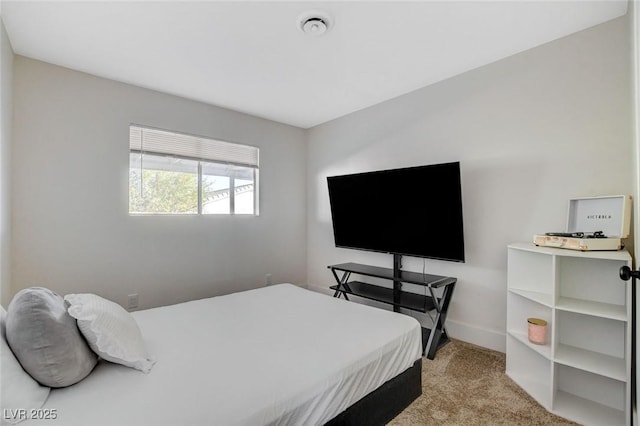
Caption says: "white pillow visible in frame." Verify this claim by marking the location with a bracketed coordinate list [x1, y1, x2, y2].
[64, 294, 156, 373]
[1, 306, 50, 425]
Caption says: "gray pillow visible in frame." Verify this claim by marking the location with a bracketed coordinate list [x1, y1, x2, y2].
[1, 306, 51, 421]
[6, 287, 97, 387]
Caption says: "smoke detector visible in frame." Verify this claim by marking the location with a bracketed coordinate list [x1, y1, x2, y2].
[297, 11, 332, 37]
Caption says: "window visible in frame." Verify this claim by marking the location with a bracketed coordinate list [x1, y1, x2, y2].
[129, 125, 259, 215]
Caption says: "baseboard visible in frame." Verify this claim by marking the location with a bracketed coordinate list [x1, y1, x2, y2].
[444, 319, 505, 353]
[307, 284, 506, 353]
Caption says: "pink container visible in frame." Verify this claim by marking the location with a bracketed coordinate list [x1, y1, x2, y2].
[527, 318, 547, 345]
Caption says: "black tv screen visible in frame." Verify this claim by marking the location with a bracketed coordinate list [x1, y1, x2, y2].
[327, 162, 465, 262]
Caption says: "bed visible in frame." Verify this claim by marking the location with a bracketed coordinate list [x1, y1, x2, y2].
[7, 284, 422, 425]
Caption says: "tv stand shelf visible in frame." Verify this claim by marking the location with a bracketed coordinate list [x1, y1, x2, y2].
[328, 261, 456, 359]
[329, 281, 437, 312]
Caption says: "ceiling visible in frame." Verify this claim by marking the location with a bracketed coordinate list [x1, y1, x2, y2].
[1, 1, 629, 129]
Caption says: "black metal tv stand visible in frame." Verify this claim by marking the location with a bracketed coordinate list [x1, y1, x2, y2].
[328, 254, 456, 360]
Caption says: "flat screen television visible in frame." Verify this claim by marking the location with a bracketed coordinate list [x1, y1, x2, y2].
[327, 162, 465, 262]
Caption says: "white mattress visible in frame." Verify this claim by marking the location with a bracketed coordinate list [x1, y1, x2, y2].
[22, 284, 422, 426]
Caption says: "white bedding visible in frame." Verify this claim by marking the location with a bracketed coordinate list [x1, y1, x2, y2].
[22, 284, 422, 426]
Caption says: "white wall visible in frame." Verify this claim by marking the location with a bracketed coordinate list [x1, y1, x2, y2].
[0, 17, 13, 307]
[307, 16, 633, 352]
[11, 57, 307, 310]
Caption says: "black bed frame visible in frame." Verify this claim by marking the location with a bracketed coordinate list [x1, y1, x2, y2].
[325, 358, 422, 426]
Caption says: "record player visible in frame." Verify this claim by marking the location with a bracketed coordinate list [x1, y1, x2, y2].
[533, 195, 632, 251]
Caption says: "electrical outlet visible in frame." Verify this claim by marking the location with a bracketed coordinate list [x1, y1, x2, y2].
[127, 293, 139, 310]
[265, 273, 272, 286]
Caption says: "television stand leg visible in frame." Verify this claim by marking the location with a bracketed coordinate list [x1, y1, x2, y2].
[331, 269, 351, 301]
[423, 281, 455, 359]
[392, 254, 402, 313]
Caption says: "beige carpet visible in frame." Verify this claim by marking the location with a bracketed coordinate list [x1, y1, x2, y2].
[388, 339, 577, 426]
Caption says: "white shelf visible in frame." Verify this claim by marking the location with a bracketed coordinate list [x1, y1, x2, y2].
[556, 297, 627, 321]
[506, 243, 631, 426]
[508, 242, 632, 261]
[554, 391, 625, 426]
[507, 330, 551, 359]
[555, 344, 626, 382]
[556, 297, 628, 321]
[508, 288, 553, 307]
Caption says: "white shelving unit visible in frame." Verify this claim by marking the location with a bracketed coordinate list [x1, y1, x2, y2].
[506, 242, 632, 426]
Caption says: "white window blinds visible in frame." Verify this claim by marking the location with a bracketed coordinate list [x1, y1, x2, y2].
[129, 125, 259, 167]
